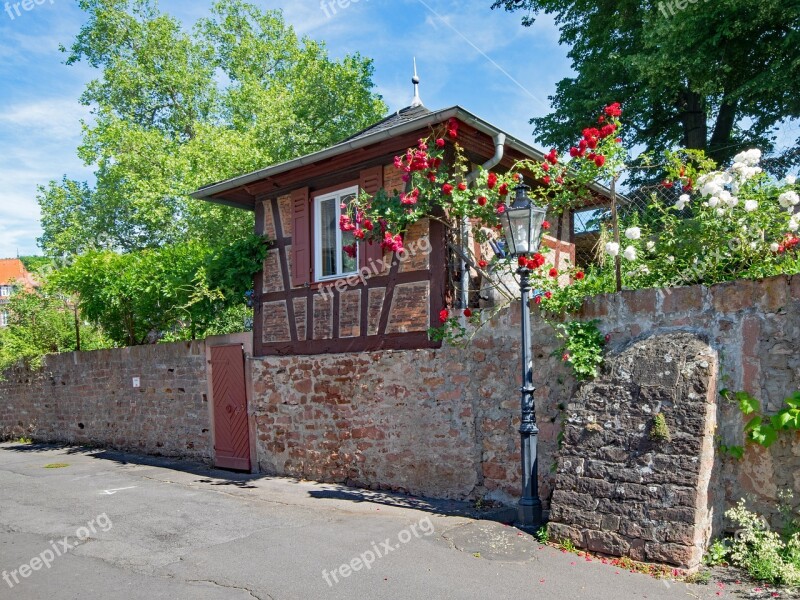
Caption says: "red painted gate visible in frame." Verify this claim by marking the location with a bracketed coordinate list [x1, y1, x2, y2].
[209, 344, 251, 471]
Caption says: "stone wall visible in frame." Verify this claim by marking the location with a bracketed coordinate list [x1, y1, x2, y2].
[0, 341, 211, 460]
[250, 274, 800, 565]
[548, 333, 719, 567]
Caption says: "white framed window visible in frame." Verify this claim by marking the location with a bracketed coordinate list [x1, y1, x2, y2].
[314, 186, 359, 281]
[0, 285, 13, 297]
[0, 311, 8, 327]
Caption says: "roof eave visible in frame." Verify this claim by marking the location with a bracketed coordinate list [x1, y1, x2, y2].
[191, 106, 614, 203]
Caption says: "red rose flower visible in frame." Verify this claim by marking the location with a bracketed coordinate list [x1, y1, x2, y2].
[663, 180, 674, 188]
[549, 267, 559, 278]
[458, 182, 467, 191]
[569, 147, 579, 157]
[477, 196, 488, 206]
[594, 155, 606, 167]
[435, 138, 445, 148]
[363, 219, 373, 231]
[556, 176, 564, 184]
[542, 176, 551, 185]
[604, 102, 622, 117]
[478, 259, 488, 268]
[442, 183, 454, 195]
[542, 220, 551, 230]
[487, 172, 498, 189]
[544, 291, 552, 299]
[542, 162, 550, 172]
[496, 204, 506, 214]
[463, 308, 472, 317]
[518, 256, 528, 268]
[534, 295, 542, 305]
[439, 309, 449, 323]
[575, 271, 585, 280]
[498, 183, 509, 196]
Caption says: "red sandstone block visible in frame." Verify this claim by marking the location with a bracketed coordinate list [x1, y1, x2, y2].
[661, 285, 703, 314]
[711, 279, 755, 313]
[622, 288, 657, 314]
[792, 274, 800, 300]
[757, 275, 789, 312]
[580, 294, 610, 318]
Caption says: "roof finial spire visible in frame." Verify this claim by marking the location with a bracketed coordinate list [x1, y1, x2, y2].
[410, 57, 423, 108]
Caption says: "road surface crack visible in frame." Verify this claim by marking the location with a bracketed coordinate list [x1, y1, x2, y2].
[187, 578, 274, 600]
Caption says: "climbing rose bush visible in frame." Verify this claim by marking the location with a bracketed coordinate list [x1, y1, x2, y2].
[604, 149, 800, 287]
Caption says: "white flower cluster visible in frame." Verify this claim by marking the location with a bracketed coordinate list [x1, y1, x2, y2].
[730, 148, 763, 182]
[604, 227, 642, 261]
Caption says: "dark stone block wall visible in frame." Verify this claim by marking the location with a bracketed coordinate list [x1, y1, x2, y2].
[548, 333, 718, 568]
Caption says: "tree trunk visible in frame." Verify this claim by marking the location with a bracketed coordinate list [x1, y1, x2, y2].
[708, 100, 737, 163]
[680, 90, 707, 151]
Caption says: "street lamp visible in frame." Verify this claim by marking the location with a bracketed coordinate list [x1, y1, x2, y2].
[499, 178, 547, 528]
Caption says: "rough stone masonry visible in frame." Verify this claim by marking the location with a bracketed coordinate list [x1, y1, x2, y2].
[548, 333, 718, 568]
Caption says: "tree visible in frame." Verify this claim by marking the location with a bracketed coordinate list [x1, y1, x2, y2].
[54, 234, 267, 346]
[37, 0, 386, 255]
[491, 0, 800, 170]
[0, 285, 109, 373]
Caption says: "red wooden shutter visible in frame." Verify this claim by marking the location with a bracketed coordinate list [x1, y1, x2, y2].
[290, 187, 311, 287]
[359, 166, 385, 273]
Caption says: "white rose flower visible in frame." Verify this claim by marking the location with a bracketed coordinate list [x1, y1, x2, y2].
[605, 241, 620, 257]
[716, 208, 726, 217]
[744, 200, 758, 212]
[708, 197, 720, 208]
[789, 218, 799, 232]
[646, 241, 656, 252]
[778, 191, 800, 208]
[770, 242, 780, 252]
[667, 255, 675, 263]
[625, 227, 642, 240]
[725, 196, 739, 208]
[623, 245, 637, 261]
[787, 175, 796, 185]
[718, 190, 732, 202]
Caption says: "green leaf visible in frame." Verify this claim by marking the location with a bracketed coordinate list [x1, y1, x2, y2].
[743, 416, 762, 432]
[737, 392, 760, 416]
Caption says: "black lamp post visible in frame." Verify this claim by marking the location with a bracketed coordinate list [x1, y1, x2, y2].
[499, 178, 547, 528]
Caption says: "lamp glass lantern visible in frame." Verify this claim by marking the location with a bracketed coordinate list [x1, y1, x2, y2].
[500, 181, 547, 256]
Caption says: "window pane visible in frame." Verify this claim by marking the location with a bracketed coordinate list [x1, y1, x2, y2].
[340, 193, 357, 274]
[319, 198, 337, 277]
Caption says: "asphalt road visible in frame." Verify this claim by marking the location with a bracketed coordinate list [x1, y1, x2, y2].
[0, 443, 791, 600]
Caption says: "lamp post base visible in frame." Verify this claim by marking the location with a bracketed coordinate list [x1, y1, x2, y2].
[517, 498, 543, 529]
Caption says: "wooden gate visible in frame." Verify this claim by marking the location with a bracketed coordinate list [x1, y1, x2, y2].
[209, 344, 251, 471]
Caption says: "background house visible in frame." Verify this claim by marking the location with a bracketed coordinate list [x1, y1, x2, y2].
[0, 258, 37, 326]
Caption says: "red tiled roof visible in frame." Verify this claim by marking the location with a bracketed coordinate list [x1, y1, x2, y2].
[0, 259, 37, 289]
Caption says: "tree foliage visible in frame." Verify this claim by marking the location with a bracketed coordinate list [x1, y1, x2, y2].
[54, 234, 267, 346]
[491, 0, 800, 170]
[37, 0, 386, 255]
[0, 286, 109, 373]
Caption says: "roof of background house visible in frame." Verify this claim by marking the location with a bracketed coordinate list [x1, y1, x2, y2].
[0, 258, 37, 289]
[192, 104, 615, 204]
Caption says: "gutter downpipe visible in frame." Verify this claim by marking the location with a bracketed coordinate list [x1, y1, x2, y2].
[458, 133, 506, 309]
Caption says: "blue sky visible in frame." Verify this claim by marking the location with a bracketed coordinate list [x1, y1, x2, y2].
[0, 0, 570, 258]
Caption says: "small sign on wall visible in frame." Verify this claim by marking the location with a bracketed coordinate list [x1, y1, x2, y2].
[132, 377, 141, 388]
